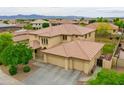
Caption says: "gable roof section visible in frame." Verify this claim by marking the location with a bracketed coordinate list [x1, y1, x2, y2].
[29, 24, 96, 37]
[42, 40, 104, 61]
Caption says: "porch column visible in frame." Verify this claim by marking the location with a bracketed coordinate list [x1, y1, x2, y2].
[43, 53, 47, 63]
[33, 50, 35, 60]
[65, 58, 69, 70]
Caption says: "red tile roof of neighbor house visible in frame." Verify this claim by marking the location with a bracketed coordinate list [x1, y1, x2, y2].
[49, 19, 78, 24]
[42, 40, 104, 61]
[29, 24, 96, 37]
[85, 22, 118, 30]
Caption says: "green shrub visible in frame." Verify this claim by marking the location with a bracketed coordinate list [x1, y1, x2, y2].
[9, 66, 17, 75]
[0, 61, 2, 65]
[42, 23, 49, 28]
[23, 65, 31, 73]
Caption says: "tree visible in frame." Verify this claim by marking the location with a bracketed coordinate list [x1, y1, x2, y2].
[23, 24, 33, 30]
[0, 33, 13, 53]
[89, 19, 96, 23]
[88, 69, 124, 85]
[42, 23, 50, 28]
[0, 43, 33, 75]
[96, 23, 111, 37]
[15, 43, 33, 65]
[0, 44, 19, 66]
[80, 17, 84, 21]
[113, 18, 120, 22]
[96, 17, 103, 22]
[3, 20, 9, 24]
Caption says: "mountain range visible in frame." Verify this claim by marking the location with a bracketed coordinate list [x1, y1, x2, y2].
[0, 14, 83, 20]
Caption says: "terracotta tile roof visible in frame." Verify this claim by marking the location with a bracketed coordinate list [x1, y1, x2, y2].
[13, 30, 29, 36]
[49, 19, 78, 24]
[13, 35, 29, 42]
[13, 30, 31, 42]
[42, 40, 104, 61]
[29, 24, 96, 37]
[86, 22, 118, 30]
[30, 40, 40, 49]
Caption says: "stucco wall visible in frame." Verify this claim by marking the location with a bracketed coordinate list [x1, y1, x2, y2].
[29, 31, 95, 49]
[117, 59, 124, 67]
[42, 51, 101, 74]
[48, 36, 62, 48]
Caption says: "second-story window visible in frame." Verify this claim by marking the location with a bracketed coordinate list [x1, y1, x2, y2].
[41, 37, 48, 45]
[63, 35, 67, 40]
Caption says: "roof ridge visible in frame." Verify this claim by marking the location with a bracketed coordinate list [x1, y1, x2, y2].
[62, 44, 69, 57]
[75, 40, 90, 60]
[73, 25, 82, 35]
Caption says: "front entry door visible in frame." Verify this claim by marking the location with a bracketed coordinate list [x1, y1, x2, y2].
[97, 58, 103, 67]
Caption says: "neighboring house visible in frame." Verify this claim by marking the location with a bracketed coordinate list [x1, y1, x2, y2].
[31, 19, 51, 30]
[85, 22, 119, 34]
[0, 23, 22, 33]
[49, 19, 79, 26]
[13, 24, 104, 74]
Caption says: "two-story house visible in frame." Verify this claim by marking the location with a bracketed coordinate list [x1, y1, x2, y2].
[13, 24, 104, 74]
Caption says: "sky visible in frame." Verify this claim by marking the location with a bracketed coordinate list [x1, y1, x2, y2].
[0, 7, 124, 17]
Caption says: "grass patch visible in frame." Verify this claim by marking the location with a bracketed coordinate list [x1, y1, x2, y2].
[102, 43, 115, 55]
[88, 69, 124, 85]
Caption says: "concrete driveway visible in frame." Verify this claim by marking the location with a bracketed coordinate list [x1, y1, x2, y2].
[22, 63, 84, 85]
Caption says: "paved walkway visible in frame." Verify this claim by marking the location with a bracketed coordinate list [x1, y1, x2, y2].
[22, 63, 85, 85]
[0, 69, 22, 85]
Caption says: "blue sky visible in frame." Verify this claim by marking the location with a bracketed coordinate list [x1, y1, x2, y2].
[0, 7, 124, 17]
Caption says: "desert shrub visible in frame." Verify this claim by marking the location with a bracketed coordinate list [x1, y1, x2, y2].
[23, 65, 31, 73]
[9, 66, 17, 75]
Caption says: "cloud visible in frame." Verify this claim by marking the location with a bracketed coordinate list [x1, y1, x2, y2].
[0, 7, 124, 17]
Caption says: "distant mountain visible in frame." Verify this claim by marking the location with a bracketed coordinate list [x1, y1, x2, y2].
[0, 14, 84, 20]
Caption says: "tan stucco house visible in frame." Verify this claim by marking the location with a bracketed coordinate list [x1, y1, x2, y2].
[13, 24, 104, 74]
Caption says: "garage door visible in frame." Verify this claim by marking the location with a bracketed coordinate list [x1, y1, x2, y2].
[73, 59, 84, 71]
[47, 54, 65, 68]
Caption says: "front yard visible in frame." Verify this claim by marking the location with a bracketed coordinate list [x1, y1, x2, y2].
[0, 61, 40, 81]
